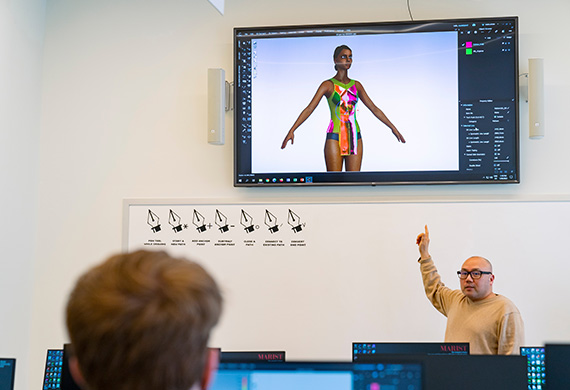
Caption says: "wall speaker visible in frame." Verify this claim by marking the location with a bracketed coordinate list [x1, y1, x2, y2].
[528, 58, 544, 139]
[208, 68, 225, 145]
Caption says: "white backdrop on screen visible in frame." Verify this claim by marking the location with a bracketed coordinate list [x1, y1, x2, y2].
[251, 32, 459, 173]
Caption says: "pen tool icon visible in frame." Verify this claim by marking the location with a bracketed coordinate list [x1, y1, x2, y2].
[240, 209, 255, 233]
[147, 210, 161, 233]
[168, 209, 183, 232]
[265, 209, 279, 233]
[287, 209, 303, 232]
[192, 210, 207, 232]
[215, 209, 229, 232]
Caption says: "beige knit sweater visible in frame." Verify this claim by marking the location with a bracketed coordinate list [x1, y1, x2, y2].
[420, 257, 524, 355]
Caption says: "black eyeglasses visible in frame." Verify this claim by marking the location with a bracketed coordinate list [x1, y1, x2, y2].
[457, 270, 492, 279]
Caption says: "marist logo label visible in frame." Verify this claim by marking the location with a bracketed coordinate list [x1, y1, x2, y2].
[440, 344, 469, 353]
[258, 353, 284, 361]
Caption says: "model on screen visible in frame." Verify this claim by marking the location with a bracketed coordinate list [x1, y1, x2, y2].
[280, 45, 406, 172]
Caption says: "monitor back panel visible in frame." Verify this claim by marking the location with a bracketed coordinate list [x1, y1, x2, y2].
[220, 351, 285, 363]
[545, 344, 570, 390]
[353, 342, 469, 360]
[353, 354, 527, 390]
[61, 344, 81, 390]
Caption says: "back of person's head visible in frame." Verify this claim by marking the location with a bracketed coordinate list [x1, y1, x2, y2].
[66, 250, 223, 390]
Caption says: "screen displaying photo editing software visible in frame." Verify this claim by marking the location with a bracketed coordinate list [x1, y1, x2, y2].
[520, 346, 545, 390]
[0, 359, 15, 390]
[353, 342, 470, 360]
[209, 361, 423, 390]
[234, 16, 519, 186]
[43, 349, 63, 390]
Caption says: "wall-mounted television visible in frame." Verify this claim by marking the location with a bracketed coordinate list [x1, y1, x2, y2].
[233, 16, 519, 186]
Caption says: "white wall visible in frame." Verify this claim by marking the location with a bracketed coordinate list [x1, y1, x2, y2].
[17, 0, 570, 388]
[0, 1, 45, 389]
[122, 199, 570, 361]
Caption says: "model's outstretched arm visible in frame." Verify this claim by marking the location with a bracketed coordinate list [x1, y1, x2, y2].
[281, 81, 332, 149]
[356, 81, 406, 143]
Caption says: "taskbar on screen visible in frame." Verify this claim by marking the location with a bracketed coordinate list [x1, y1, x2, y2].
[234, 172, 518, 186]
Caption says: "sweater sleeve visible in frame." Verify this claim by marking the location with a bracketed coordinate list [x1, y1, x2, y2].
[419, 257, 457, 317]
[497, 311, 525, 355]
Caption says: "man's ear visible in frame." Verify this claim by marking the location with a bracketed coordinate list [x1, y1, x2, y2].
[69, 356, 87, 389]
[200, 348, 220, 390]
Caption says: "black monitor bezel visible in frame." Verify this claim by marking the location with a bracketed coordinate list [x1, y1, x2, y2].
[352, 354, 526, 390]
[352, 342, 470, 359]
[233, 16, 520, 187]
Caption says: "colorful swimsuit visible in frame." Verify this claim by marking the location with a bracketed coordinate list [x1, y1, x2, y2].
[326, 78, 360, 156]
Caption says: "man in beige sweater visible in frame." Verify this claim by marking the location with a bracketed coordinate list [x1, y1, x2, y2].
[416, 225, 524, 355]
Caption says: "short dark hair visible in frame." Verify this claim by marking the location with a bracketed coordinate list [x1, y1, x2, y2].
[333, 45, 352, 70]
[66, 250, 223, 390]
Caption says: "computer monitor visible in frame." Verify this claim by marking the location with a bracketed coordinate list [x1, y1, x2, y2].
[520, 346, 545, 390]
[545, 344, 570, 390]
[43, 349, 64, 390]
[234, 17, 520, 187]
[353, 342, 469, 361]
[220, 351, 285, 363]
[0, 358, 15, 390]
[61, 344, 80, 390]
[354, 354, 527, 390]
[209, 361, 423, 390]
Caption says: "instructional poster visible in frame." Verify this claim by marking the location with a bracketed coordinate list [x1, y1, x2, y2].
[126, 203, 309, 252]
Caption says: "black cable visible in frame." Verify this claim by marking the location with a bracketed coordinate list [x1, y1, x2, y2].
[407, 0, 414, 20]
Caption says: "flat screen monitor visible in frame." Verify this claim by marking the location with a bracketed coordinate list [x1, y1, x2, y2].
[43, 349, 64, 390]
[209, 361, 423, 390]
[61, 344, 80, 390]
[234, 16, 519, 186]
[220, 351, 285, 363]
[520, 346, 545, 390]
[353, 342, 469, 360]
[353, 354, 526, 390]
[545, 344, 570, 390]
[0, 359, 15, 390]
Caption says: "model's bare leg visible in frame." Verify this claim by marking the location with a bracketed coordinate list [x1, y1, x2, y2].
[325, 139, 343, 171]
[345, 141, 363, 171]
